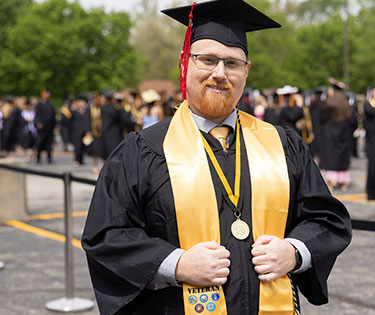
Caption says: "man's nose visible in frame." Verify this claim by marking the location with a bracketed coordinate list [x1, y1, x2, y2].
[211, 60, 227, 80]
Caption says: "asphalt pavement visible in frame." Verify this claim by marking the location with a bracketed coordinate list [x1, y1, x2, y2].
[0, 145, 374, 315]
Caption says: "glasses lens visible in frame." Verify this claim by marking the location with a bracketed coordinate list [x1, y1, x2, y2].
[196, 55, 219, 70]
[224, 59, 244, 70]
[193, 54, 246, 72]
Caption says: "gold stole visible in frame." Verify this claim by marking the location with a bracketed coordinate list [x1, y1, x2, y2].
[91, 106, 102, 138]
[163, 100, 293, 314]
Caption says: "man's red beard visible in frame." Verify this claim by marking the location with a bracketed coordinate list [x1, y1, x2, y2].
[198, 79, 235, 119]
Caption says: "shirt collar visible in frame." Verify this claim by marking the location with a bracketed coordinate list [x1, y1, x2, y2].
[190, 109, 236, 134]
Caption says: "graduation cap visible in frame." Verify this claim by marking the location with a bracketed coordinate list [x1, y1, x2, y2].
[162, 0, 280, 56]
[314, 86, 327, 102]
[161, 0, 281, 99]
[276, 85, 298, 95]
[4, 95, 14, 103]
[329, 77, 347, 90]
[101, 89, 115, 99]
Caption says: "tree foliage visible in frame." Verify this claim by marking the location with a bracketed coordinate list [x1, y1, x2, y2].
[350, 5, 375, 91]
[131, 0, 186, 81]
[0, 0, 374, 101]
[0, 0, 138, 99]
[0, 0, 32, 45]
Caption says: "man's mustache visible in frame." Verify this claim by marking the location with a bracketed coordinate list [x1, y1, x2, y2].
[202, 80, 233, 91]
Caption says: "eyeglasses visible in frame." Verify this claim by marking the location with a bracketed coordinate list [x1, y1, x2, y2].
[190, 53, 248, 72]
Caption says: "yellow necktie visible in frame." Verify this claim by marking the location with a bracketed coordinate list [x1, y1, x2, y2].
[209, 126, 230, 151]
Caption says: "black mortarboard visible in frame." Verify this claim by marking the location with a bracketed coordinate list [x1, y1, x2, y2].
[314, 86, 326, 94]
[161, 0, 281, 56]
[4, 95, 14, 103]
[101, 89, 114, 99]
[329, 77, 347, 90]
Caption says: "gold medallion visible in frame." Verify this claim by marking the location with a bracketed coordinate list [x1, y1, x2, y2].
[231, 219, 250, 240]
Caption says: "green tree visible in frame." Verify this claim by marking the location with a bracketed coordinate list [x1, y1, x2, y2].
[0, 0, 32, 45]
[350, 5, 375, 92]
[245, 0, 299, 89]
[131, 0, 186, 82]
[0, 0, 139, 99]
[292, 15, 353, 90]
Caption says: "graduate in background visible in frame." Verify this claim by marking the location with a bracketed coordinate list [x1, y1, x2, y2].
[364, 87, 375, 200]
[69, 97, 89, 166]
[85, 89, 134, 174]
[277, 85, 304, 134]
[308, 87, 326, 162]
[59, 99, 73, 152]
[34, 88, 56, 163]
[1, 96, 21, 155]
[263, 91, 281, 126]
[82, 1, 351, 314]
[319, 78, 356, 190]
[19, 99, 37, 162]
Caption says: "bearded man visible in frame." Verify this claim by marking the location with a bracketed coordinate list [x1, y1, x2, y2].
[82, 1, 351, 314]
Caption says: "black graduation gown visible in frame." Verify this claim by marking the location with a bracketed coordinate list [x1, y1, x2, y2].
[237, 100, 254, 116]
[364, 101, 375, 158]
[82, 118, 351, 315]
[364, 102, 375, 200]
[70, 108, 89, 164]
[34, 101, 56, 153]
[308, 101, 324, 158]
[59, 108, 72, 145]
[2, 107, 21, 152]
[263, 106, 280, 126]
[278, 105, 303, 134]
[87, 103, 133, 160]
[19, 110, 36, 149]
[319, 106, 356, 171]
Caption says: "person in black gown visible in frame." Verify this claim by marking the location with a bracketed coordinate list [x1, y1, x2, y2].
[1, 96, 21, 155]
[69, 97, 89, 166]
[277, 85, 304, 134]
[34, 88, 56, 163]
[86, 89, 135, 174]
[364, 87, 375, 200]
[82, 1, 351, 314]
[306, 87, 325, 161]
[319, 78, 356, 190]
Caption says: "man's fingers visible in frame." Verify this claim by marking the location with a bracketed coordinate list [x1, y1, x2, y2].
[253, 235, 275, 247]
[217, 267, 230, 277]
[258, 272, 278, 282]
[222, 258, 231, 268]
[254, 264, 272, 275]
[213, 247, 230, 259]
[251, 245, 267, 257]
[202, 241, 221, 249]
[211, 277, 228, 286]
[252, 255, 269, 266]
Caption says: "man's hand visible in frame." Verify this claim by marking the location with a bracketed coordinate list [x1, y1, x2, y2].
[175, 241, 230, 286]
[251, 235, 296, 282]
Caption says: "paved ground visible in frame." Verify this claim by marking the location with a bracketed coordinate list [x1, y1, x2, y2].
[0, 147, 374, 315]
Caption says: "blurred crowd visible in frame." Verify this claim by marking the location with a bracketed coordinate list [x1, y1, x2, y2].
[0, 80, 374, 199]
[0, 87, 181, 174]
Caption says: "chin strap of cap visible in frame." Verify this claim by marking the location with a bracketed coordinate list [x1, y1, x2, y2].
[179, 2, 196, 100]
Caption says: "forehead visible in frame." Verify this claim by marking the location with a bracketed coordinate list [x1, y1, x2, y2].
[190, 39, 247, 60]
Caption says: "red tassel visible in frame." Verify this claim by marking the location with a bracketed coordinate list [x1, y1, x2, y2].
[179, 2, 196, 100]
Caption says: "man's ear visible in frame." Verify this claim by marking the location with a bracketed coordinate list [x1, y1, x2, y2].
[243, 60, 251, 80]
[246, 60, 252, 72]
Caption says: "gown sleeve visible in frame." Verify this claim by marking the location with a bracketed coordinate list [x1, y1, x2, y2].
[280, 127, 352, 305]
[81, 131, 177, 315]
